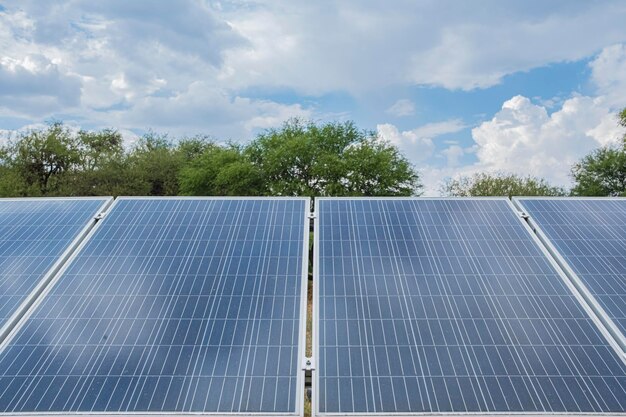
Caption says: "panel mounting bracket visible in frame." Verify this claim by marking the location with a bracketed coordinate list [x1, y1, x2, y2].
[308, 212, 316, 220]
[302, 357, 315, 371]
[94, 212, 107, 220]
[518, 211, 529, 220]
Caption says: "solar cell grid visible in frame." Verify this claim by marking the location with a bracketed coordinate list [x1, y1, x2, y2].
[315, 198, 626, 415]
[514, 198, 626, 349]
[0, 197, 308, 415]
[0, 198, 111, 339]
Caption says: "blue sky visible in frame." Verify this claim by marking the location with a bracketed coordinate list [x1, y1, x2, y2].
[0, 1, 625, 194]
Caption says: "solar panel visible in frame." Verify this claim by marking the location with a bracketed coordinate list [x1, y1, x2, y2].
[0, 198, 112, 341]
[514, 197, 626, 351]
[0, 197, 309, 414]
[315, 198, 626, 415]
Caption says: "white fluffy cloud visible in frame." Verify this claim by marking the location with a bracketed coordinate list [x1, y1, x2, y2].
[377, 123, 435, 163]
[377, 119, 466, 165]
[386, 99, 415, 117]
[221, 1, 626, 92]
[470, 95, 622, 186]
[411, 119, 467, 140]
[590, 43, 626, 108]
[0, 1, 304, 137]
[449, 44, 626, 190]
[2, 1, 626, 137]
[397, 44, 626, 195]
[1, 1, 626, 149]
[0, 54, 81, 115]
[441, 145, 465, 167]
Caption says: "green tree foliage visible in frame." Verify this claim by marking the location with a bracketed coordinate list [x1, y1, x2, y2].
[571, 110, 626, 196]
[0, 119, 421, 198]
[179, 144, 264, 196]
[442, 172, 567, 197]
[571, 144, 626, 196]
[125, 133, 182, 196]
[66, 129, 127, 196]
[1, 122, 80, 196]
[340, 139, 419, 196]
[246, 119, 420, 196]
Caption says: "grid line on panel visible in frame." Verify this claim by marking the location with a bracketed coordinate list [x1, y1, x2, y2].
[0, 198, 306, 414]
[317, 198, 626, 415]
[0, 198, 109, 331]
[518, 198, 626, 338]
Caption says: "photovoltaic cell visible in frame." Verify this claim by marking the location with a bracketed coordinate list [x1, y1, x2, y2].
[0, 198, 111, 334]
[315, 198, 626, 415]
[0, 197, 308, 414]
[515, 198, 626, 342]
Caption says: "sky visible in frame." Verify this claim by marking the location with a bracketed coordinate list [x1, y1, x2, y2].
[1, 1, 626, 195]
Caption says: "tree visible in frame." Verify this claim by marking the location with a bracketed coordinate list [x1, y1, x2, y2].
[64, 128, 129, 196]
[1, 122, 80, 196]
[340, 139, 419, 195]
[179, 144, 264, 196]
[571, 144, 626, 196]
[126, 133, 181, 196]
[246, 119, 421, 196]
[571, 109, 626, 196]
[177, 136, 215, 163]
[442, 172, 567, 197]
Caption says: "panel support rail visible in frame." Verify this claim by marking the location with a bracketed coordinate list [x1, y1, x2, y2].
[303, 357, 314, 403]
[514, 202, 626, 357]
[0, 199, 113, 350]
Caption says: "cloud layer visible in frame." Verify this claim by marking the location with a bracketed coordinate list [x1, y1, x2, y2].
[1, 1, 626, 138]
[413, 45, 626, 195]
[1, 1, 626, 196]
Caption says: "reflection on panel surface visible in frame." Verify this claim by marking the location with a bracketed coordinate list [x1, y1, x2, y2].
[517, 198, 626, 339]
[0, 198, 110, 331]
[316, 198, 626, 414]
[0, 198, 307, 414]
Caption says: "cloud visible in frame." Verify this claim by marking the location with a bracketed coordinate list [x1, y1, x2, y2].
[377, 118, 466, 166]
[0, 54, 81, 115]
[464, 94, 624, 188]
[2, 1, 626, 138]
[220, 1, 626, 92]
[386, 99, 415, 117]
[414, 43, 626, 194]
[376, 119, 471, 195]
[411, 119, 467, 139]
[94, 82, 311, 139]
[464, 44, 626, 187]
[590, 43, 626, 108]
[376, 118, 469, 194]
[1, 1, 626, 153]
[377, 123, 435, 163]
[0, 1, 312, 139]
[441, 145, 464, 167]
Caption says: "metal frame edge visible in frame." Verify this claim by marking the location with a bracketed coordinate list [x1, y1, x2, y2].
[0, 196, 114, 348]
[296, 197, 311, 417]
[0, 196, 309, 417]
[313, 197, 626, 417]
[312, 199, 322, 417]
[511, 197, 626, 356]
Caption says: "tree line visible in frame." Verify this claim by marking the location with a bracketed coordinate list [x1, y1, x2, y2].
[0, 119, 419, 198]
[0, 109, 624, 198]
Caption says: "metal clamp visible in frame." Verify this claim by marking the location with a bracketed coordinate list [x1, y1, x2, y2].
[94, 212, 106, 220]
[302, 357, 315, 371]
[308, 213, 316, 220]
[518, 211, 529, 220]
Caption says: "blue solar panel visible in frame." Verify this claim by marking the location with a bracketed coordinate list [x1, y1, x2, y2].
[0, 198, 111, 337]
[515, 198, 626, 347]
[315, 198, 626, 415]
[0, 197, 308, 414]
